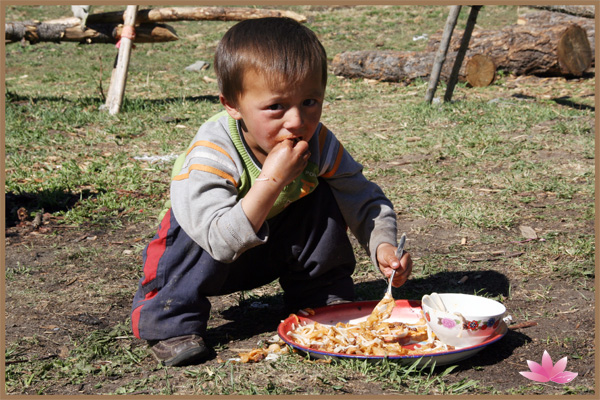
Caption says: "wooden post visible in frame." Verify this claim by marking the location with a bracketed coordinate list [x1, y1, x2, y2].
[425, 5, 461, 104]
[105, 5, 138, 115]
[444, 6, 482, 102]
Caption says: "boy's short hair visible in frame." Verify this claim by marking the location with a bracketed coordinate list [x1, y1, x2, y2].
[215, 17, 328, 105]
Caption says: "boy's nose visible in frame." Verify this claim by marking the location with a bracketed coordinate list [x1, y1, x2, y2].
[284, 107, 303, 131]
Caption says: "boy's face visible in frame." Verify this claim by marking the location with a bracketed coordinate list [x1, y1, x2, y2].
[221, 68, 325, 164]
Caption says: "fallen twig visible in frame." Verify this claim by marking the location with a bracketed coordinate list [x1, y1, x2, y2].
[5, 358, 29, 365]
[468, 251, 524, 262]
[65, 277, 78, 286]
[508, 321, 538, 330]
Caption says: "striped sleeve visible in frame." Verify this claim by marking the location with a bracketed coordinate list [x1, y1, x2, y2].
[170, 116, 267, 263]
[173, 140, 239, 187]
[317, 124, 345, 178]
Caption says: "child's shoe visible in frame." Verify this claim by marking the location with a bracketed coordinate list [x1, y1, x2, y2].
[148, 335, 209, 366]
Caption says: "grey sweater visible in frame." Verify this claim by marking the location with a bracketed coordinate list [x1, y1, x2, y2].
[170, 111, 397, 269]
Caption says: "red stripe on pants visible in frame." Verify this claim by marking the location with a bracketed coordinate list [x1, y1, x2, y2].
[141, 209, 172, 286]
[131, 304, 143, 338]
[131, 289, 159, 338]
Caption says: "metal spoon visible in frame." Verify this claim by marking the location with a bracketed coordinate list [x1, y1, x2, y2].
[386, 233, 407, 294]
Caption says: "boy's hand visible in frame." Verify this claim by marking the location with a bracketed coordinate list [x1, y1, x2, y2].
[242, 138, 310, 233]
[261, 139, 311, 187]
[376, 242, 413, 288]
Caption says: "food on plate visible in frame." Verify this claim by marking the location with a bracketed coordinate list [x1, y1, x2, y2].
[286, 294, 455, 357]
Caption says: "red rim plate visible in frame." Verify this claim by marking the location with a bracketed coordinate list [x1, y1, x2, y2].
[278, 299, 508, 365]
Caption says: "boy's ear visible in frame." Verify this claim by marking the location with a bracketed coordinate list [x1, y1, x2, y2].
[219, 94, 242, 120]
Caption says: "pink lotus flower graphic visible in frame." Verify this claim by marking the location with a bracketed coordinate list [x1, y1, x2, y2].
[519, 350, 578, 384]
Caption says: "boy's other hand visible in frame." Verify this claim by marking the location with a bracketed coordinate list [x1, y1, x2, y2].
[262, 139, 311, 187]
[376, 242, 413, 288]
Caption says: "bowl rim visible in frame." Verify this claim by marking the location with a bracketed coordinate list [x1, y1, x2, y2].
[422, 292, 506, 318]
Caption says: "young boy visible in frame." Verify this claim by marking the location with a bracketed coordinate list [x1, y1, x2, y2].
[131, 17, 412, 366]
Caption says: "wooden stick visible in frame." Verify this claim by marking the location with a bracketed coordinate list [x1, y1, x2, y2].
[508, 321, 538, 330]
[87, 6, 307, 24]
[468, 251, 524, 262]
[105, 5, 138, 115]
[444, 5, 482, 102]
[424, 5, 461, 104]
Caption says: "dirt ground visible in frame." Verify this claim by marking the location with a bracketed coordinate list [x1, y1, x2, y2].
[4, 212, 596, 395]
[4, 76, 596, 395]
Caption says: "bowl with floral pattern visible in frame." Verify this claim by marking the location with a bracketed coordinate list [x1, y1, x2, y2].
[421, 293, 507, 348]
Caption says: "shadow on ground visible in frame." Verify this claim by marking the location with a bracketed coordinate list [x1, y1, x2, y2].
[6, 92, 220, 108]
[5, 189, 101, 227]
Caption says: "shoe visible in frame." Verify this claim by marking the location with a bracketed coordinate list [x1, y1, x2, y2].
[148, 335, 209, 366]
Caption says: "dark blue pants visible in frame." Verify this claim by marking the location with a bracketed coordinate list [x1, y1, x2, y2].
[131, 181, 356, 340]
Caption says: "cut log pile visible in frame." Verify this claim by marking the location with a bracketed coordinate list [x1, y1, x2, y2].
[425, 24, 591, 78]
[5, 6, 307, 45]
[332, 9, 594, 85]
[5, 18, 178, 44]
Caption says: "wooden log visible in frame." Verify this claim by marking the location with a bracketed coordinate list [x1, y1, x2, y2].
[528, 5, 594, 19]
[332, 50, 470, 83]
[465, 54, 496, 87]
[332, 50, 428, 82]
[5, 19, 178, 44]
[87, 6, 307, 24]
[332, 15, 593, 84]
[426, 23, 592, 76]
[518, 10, 595, 29]
[517, 11, 595, 64]
[557, 25, 594, 75]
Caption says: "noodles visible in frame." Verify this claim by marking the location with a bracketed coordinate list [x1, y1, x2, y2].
[286, 294, 454, 357]
[366, 291, 395, 326]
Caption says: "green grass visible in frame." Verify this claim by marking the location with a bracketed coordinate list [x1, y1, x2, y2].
[5, 322, 149, 394]
[6, 328, 482, 396]
[7, 5, 592, 229]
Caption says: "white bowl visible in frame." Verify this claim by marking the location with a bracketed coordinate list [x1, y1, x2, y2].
[421, 293, 506, 348]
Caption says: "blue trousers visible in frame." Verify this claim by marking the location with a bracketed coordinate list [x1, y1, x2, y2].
[131, 181, 356, 340]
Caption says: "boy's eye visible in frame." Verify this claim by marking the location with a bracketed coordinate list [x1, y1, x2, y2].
[303, 99, 318, 107]
[268, 104, 283, 111]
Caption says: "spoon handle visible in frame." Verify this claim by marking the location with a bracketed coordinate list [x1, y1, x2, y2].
[387, 233, 407, 293]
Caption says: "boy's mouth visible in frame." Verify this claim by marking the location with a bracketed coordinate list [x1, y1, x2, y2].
[279, 136, 303, 146]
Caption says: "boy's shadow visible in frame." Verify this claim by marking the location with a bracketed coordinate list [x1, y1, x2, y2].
[207, 269, 529, 366]
[206, 294, 287, 346]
